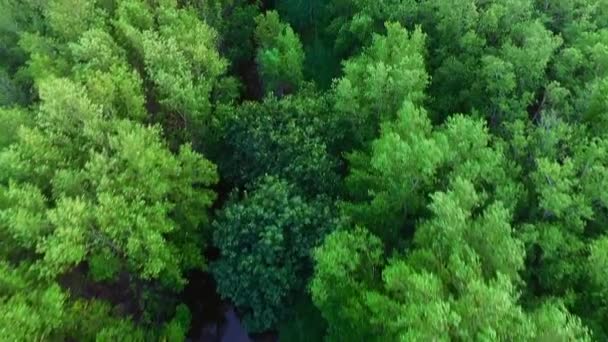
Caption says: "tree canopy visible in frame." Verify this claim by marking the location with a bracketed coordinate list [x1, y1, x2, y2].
[2, 0, 608, 340]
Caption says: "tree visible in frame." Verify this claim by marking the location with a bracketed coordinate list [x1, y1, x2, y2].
[0, 77, 218, 339]
[0, 264, 68, 341]
[344, 101, 520, 246]
[195, 0, 261, 70]
[0, 107, 32, 149]
[13, 0, 230, 148]
[310, 227, 384, 341]
[254, 11, 305, 96]
[312, 178, 591, 341]
[212, 91, 340, 196]
[118, 1, 229, 146]
[324, 0, 419, 56]
[333, 22, 428, 148]
[212, 176, 334, 332]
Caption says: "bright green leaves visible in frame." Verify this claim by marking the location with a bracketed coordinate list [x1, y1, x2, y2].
[113, 0, 154, 57]
[533, 158, 592, 229]
[451, 275, 532, 341]
[0, 107, 32, 149]
[313, 176, 585, 341]
[583, 77, 608, 135]
[45, 0, 104, 41]
[156, 5, 225, 77]
[366, 261, 452, 341]
[334, 22, 428, 147]
[0, 76, 218, 339]
[468, 202, 524, 280]
[142, 6, 227, 120]
[310, 227, 383, 341]
[480, 55, 518, 117]
[1, 78, 102, 189]
[345, 102, 518, 245]
[0, 1, 227, 339]
[160, 304, 192, 342]
[531, 303, 591, 341]
[416, 178, 524, 285]
[38, 197, 90, 278]
[254, 11, 305, 95]
[3, 0, 608, 339]
[588, 237, 608, 295]
[82, 119, 217, 286]
[499, 111, 608, 337]
[0, 261, 71, 341]
[68, 28, 146, 120]
[37, 77, 104, 156]
[313, 182, 525, 340]
[82, 65, 147, 121]
[344, 102, 441, 240]
[69, 29, 127, 73]
[88, 251, 121, 282]
[0, 282, 67, 341]
[411, 0, 562, 123]
[213, 176, 334, 332]
[13, 0, 230, 148]
[84, 122, 179, 283]
[115, 3, 230, 145]
[501, 20, 562, 96]
[0, 182, 48, 250]
[142, 32, 210, 121]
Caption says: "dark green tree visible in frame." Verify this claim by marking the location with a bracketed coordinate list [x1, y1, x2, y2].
[213, 91, 341, 196]
[212, 176, 334, 332]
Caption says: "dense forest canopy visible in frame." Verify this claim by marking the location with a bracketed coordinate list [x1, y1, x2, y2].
[2, 0, 608, 340]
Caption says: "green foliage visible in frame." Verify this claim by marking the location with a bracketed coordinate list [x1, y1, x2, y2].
[194, 0, 261, 68]
[277, 297, 327, 342]
[10, 0, 230, 148]
[0, 76, 217, 339]
[254, 11, 305, 96]
[212, 176, 334, 332]
[311, 227, 385, 341]
[64, 300, 145, 341]
[4, 0, 608, 339]
[334, 22, 428, 147]
[324, 0, 419, 55]
[0, 266, 67, 341]
[213, 92, 340, 195]
[345, 101, 520, 246]
[160, 304, 192, 342]
[142, 6, 227, 120]
[312, 180, 591, 341]
[0, 261, 146, 341]
[0, 107, 32, 148]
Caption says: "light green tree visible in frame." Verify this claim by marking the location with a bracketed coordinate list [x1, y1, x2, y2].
[0, 77, 217, 340]
[254, 11, 305, 96]
[333, 22, 428, 147]
[312, 178, 590, 341]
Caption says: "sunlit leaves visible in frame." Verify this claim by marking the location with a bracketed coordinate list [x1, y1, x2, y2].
[254, 11, 305, 95]
[0, 76, 218, 339]
[310, 227, 383, 341]
[334, 22, 428, 146]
